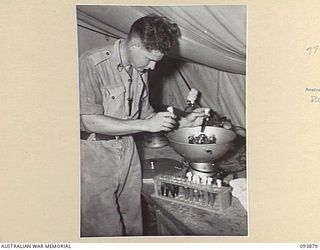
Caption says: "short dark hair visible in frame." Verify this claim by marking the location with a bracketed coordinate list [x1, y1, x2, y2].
[128, 14, 181, 54]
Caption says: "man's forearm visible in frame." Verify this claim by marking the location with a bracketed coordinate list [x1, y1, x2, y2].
[81, 114, 153, 135]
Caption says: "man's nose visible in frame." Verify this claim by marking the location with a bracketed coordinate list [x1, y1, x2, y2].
[148, 61, 156, 70]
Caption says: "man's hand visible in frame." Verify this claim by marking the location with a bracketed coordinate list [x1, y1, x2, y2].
[180, 107, 206, 128]
[145, 111, 177, 132]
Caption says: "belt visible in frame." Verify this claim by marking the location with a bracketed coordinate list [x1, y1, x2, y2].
[80, 131, 122, 141]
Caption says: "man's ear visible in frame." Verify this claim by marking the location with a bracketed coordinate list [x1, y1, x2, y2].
[128, 38, 142, 50]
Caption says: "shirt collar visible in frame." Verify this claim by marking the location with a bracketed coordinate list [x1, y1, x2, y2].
[113, 39, 131, 71]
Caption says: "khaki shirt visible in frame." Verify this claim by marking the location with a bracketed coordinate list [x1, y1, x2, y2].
[79, 39, 154, 131]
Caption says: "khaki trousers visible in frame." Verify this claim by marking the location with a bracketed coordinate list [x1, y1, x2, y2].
[80, 136, 142, 237]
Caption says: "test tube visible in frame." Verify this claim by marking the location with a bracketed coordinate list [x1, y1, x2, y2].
[210, 192, 217, 207]
[184, 185, 189, 200]
[160, 182, 165, 196]
[199, 189, 204, 203]
[207, 177, 213, 186]
[194, 189, 199, 202]
[178, 185, 184, 199]
[172, 184, 179, 198]
[204, 190, 209, 206]
[189, 187, 194, 201]
[165, 183, 170, 197]
[216, 179, 222, 188]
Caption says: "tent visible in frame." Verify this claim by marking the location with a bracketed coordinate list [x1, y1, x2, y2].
[77, 5, 246, 128]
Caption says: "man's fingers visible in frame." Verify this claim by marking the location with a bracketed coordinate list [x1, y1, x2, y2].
[162, 121, 175, 128]
[159, 111, 176, 119]
[193, 117, 204, 126]
[161, 125, 174, 131]
[165, 112, 176, 119]
[192, 107, 205, 113]
[162, 115, 177, 123]
[192, 112, 205, 118]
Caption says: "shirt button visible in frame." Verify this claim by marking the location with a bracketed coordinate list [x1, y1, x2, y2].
[111, 96, 115, 99]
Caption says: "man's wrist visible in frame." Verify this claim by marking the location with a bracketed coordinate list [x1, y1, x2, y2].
[179, 117, 188, 128]
[136, 118, 150, 132]
[139, 112, 156, 132]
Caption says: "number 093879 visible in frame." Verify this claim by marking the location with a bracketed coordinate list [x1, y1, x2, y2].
[300, 244, 319, 248]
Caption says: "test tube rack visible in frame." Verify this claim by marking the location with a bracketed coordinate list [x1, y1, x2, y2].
[152, 174, 232, 213]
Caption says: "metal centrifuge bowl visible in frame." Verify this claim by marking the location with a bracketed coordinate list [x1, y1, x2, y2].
[167, 126, 236, 163]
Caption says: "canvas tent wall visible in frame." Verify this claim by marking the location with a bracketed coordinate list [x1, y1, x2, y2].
[77, 5, 247, 128]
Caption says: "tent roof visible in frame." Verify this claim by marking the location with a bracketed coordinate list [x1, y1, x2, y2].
[77, 5, 246, 74]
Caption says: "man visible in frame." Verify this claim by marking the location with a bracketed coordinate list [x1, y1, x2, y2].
[79, 14, 205, 237]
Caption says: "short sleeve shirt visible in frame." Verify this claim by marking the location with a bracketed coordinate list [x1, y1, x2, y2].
[79, 39, 154, 130]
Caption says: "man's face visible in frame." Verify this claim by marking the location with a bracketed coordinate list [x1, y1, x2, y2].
[128, 40, 164, 73]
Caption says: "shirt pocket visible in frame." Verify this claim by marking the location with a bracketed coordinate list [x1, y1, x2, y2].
[102, 85, 126, 118]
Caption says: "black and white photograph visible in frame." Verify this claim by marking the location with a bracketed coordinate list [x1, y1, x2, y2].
[77, 5, 247, 237]
[3, 0, 320, 246]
